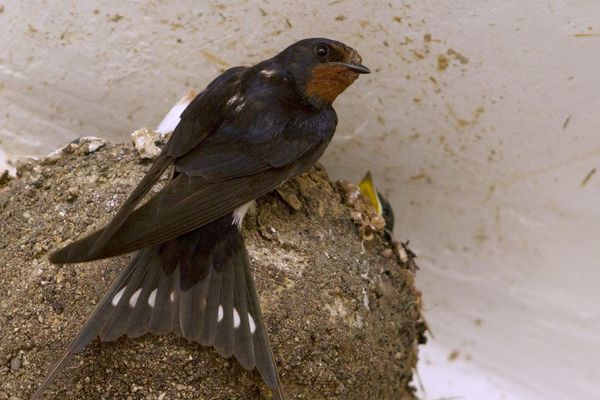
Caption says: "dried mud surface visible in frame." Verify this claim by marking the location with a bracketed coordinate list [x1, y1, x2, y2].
[0, 141, 421, 399]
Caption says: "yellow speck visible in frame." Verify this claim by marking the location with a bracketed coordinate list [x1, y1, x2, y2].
[410, 173, 433, 184]
[437, 54, 449, 71]
[447, 48, 469, 64]
[573, 33, 600, 37]
[201, 50, 229, 67]
[448, 350, 460, 361]
[457, 119, 469, 128]
[475, 228, 488, 244]
[486, 184, 496, 200]
[412, 50, 425, 60]
[108, 14, 124, 22]
[581, 168, 596, 187]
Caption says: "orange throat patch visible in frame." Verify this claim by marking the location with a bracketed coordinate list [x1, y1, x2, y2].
[305, 64, 359, 105]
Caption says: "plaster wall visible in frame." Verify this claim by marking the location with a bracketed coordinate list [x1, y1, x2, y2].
[1, 1, 599, 399]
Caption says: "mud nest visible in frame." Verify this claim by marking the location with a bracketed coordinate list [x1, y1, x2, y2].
[0, 138, 422, 399]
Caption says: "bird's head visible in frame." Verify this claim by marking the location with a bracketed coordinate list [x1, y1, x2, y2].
[278, 38, 370, 109]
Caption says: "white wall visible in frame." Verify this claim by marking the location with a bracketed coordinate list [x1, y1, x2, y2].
[2, 1, 599, 399]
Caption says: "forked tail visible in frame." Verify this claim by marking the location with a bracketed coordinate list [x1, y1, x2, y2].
[32, 214, 284, 399]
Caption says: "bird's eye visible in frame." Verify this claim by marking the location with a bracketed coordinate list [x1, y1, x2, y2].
[314, 45, 329, 59]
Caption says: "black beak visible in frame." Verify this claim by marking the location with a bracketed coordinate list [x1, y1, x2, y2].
[341, 62, 371, 74]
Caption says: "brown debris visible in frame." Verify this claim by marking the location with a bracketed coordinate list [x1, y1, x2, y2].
[446, 48, 469, 64]
[437, 54, 449, 71]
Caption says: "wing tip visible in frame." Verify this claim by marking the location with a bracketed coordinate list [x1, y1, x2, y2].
[48, 242, 98, 265]
[48, 248, 67, 264]
[48, 229, 113, 265]
[48, 244, 89, 264]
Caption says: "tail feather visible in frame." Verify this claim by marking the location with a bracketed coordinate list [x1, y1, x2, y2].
[149, 266, 179, 336]
[179, 266, 210, 340]
[98, 251, 156, 342]
[213, 249, 236, 358]
[233, 251, 256, 370]
[125, 255, 162, 338]
[199, 253, 224, 346]
[33, 213, 284, 399]
[244, 248, 283, 395]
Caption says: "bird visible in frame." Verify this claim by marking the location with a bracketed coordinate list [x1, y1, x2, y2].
[32, 37, 370, 399]
[357, 172, 420, 273]
[358, 171, 395, 232]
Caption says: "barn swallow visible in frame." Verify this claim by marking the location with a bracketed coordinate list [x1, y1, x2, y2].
[358, 172, 420, 273]
[358, 171, 395, 232]
[32, 38, 369, 399]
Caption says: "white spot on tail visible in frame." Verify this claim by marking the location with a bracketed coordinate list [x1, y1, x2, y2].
[217, 305, 224, 322]
[112, 287, 126, 306]
[233, 308, 241, 328]
[248, 313, 256, 334]
[129, 288, 142, 308]
[148, 289, 157, 308]
[170, 291, 176, 302]
[232, 201, 255, 229]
